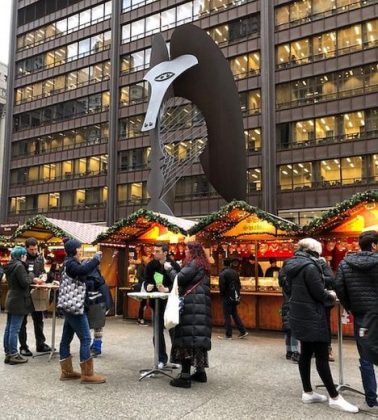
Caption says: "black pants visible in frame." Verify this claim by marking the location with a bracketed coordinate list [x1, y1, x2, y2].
[138, 299, 147, 320]
[19, 312, 47, 349]
[152, 300, 174, 364]
[325, 306, 332, 348]
[223, 301, 246, 337]
[299, 341, 338, 398]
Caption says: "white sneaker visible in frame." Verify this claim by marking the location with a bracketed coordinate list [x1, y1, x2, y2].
[302, 391, 327, 404]
[329, 395, 359, 413]
[157, 362, 166, 369]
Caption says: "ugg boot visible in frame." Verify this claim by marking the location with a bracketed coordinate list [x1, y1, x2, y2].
[60, 356, 81, 381]
[80, 358, 106, 384]
[90, 339, 102, 357]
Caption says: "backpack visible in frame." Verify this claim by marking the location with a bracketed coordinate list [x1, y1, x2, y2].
[360, 307, 378, 366]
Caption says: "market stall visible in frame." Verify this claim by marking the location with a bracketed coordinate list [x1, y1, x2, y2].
[302, 190, 378, 336]
[189, 200, 301, 330]
[94, 209, 195, 317]
[12, 215, 108, 310]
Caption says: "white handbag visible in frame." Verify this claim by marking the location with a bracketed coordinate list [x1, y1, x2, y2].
[164, 275, 180, 330]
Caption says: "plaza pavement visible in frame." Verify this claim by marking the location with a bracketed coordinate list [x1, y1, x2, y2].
[0, 315, 377, 420]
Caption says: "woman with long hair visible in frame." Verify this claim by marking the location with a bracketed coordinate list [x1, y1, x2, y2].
[165, 242, 212, 388]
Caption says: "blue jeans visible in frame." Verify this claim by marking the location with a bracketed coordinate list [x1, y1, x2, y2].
[59, 313, 91, 362]
[3, 313, 25, 355]
[354, 315, 378, 406]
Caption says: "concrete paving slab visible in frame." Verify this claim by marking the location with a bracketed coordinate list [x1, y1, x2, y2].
[0, 315, 376, 420]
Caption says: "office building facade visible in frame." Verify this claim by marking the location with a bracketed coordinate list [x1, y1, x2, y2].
[2, 0, 377, 226]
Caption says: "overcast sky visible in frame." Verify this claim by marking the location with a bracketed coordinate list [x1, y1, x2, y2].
[0, 0, 12, 65]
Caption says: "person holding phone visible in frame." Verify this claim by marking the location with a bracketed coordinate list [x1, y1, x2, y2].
[143, 243, 180, 368]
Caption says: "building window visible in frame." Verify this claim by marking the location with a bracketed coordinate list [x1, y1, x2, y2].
[245, 129, 261, 152]
[341, 156, 363, 185]
[279, 163, 312, 190]
[247, 169, 261, 192]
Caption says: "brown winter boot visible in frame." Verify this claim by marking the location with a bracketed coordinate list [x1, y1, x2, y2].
[80, 357, 106, 384]
[60, 356, 81, 381]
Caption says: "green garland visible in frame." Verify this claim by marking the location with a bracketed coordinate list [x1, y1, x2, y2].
[188, 200, 300, 238]
[95, 208, 188, 243]
[303, 190, 378, 235]
[12, 214, 72, 240]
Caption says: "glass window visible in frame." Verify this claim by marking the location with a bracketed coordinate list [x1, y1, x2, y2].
[91, 34, 103, 53]
[68, 14, 79, 32]
[276, 44, 290, 67]
[24, 32, 35, 47]
[103, 31, 111, 49]
[290, 0, 311, 22]
[78, 38, 91, 57]
[313, 0, 335, 15]
[56, 19, 67, 35]
[102, 92, 110, 109]
[35, 28, 45, 44]
[313, 32, 336, 60]
[315, 116, 336, 142]
[161, 9, 176, 30]
[229, 55, 245, 79]
[131, 19, 145, 40]
[249, 52, 260, 75]
[67, 72, 77, 89]
[248, 90, 261, 114]
[80, 9, 91, 27]
[120, 87, 129, 106]
[291, 38, 310, 64]
[67, 43, 78, 61]
[43, 79, 54, 96]
[103, 61, 111, 78]
[54, 75, 65, 92]
[210, 24, 229, 44]
[122, 24, 131, 42]
[45, 52, 55, 68]
[373, 154, 378, 181]
[91, 63, 103, 81]
[320, 159, 341, 185]
[293, 163, 312, 189]
[339, 68, 364, 97]
[92, 5, 104, 21]
[177, 3, 193, 23]
[341, 156, 362, 185]
[104, 1, 112, 17]
[276, 84, 291, 107]
[54, 48, 66, 65]
[77, 67, 90, 86]
[314, 74, 337, 100]
[88, 94, 102, 113]
[45, 23, 57, 39]
[338, 25, 362, 53]
[279, 165, 293, 190]
[342, 111, 365, 138]
[275, 5, 289, 28]
[245, 128, 261, 152]
[130, 82, 147, 103]
[247, 169, 261, 192]
[294, 120, 315, 144]
[365, 19, 378, 47]
[146, 14, 160, 34]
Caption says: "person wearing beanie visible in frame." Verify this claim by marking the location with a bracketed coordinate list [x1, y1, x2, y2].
[3, 246, 39, 365]
[58, 239, 106, 384]
[19, 237, 51, 357]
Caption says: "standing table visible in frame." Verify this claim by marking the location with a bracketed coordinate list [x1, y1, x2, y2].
[128, 291, 174, 381]
[31, 283, 59, 361]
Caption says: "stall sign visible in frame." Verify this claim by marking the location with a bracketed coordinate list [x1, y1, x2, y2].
[223, 215, 277, 238]
[0, 223, 19, 237]
[333, 204, 378, 235]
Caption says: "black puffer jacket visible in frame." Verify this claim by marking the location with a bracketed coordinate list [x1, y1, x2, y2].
[335, 252, 378, 316]
[170, 261, 212, 350]
[288, 251, 335, 342]
[4, 259, 34, 315]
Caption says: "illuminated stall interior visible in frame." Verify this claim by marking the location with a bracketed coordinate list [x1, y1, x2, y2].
[302, 190, 378, 271]
[189, 200, 300, 292]
[94, 209, 195, 316]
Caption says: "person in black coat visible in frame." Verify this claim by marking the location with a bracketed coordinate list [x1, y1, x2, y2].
[335, 230, 378, 409]
[288, 238, 358, 413]
[166, 242, 212, 388]
[218, 259, 248, 339]
[3, 246, 36, 365]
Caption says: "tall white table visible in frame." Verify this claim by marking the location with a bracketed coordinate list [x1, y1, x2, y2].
[31, 283, 59, 361]
[128, 291, 174, 381]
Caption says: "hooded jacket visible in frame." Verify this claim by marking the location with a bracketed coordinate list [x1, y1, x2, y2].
[335, 251, 378, 316]
[4, 259, 34, 315]
[286, 251, 335, 342]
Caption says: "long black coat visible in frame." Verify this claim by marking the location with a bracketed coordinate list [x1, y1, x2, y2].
[170, 261, 212, 350]
[4, 259, 34, 315]
[287, 251, 335, 342]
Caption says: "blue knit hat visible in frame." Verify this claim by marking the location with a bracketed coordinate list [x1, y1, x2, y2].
[11, 246, 27, 259]
[64, 239, 82, 256]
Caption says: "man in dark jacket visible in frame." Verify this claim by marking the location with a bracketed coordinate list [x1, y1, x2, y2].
[335, 230, 378, 410]
[19, 237, 51, 356]
[218, 259, 248, 339]
[144, 243, 180, 368]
